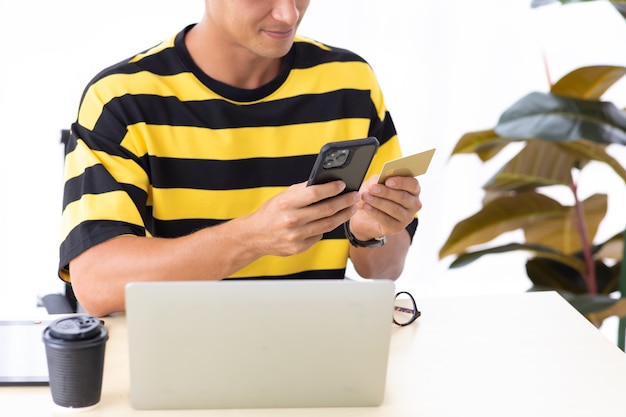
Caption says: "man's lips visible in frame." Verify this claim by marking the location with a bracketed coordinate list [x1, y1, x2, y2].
[263, 28, 294, 39]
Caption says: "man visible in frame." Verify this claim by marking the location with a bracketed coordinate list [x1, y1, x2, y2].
[59, 0, 422, 317]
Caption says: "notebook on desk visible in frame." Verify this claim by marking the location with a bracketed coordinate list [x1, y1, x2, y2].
[125, 279, 395, 410]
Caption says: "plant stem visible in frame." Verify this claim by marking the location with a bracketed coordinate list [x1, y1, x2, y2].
[543, 46, 596, 294]
[570, 178, 597, 294]
[542, 50, 553, 88]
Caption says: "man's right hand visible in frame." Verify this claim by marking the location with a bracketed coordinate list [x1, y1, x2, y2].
[244, 180, 360, 256]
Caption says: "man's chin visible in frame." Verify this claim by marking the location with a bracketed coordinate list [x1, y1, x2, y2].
[257, 45, 293, 60]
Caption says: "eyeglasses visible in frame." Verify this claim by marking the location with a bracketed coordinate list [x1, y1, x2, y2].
[393, 291, 420, 326]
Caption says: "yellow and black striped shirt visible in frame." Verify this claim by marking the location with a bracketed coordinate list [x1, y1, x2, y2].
[59, 25, 417, 282]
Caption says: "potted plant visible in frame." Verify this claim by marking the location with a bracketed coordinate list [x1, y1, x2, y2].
[438, 0, 626, 347]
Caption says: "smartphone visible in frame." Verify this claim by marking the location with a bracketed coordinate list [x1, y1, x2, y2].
[307, 137, 379, 193]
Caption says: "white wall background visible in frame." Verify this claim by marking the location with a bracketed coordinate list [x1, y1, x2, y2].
[1, 0, 625, 338]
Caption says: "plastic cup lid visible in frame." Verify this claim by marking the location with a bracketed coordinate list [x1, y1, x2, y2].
[48, 315, 103, 341]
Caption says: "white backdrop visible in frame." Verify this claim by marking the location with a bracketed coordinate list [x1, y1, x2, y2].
[1, 0, 625, 334]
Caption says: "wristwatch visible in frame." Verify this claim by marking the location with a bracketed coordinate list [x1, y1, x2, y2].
[343, 221, 387, 248]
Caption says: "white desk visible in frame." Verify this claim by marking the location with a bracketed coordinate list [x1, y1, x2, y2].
[3, 291, 626, 416]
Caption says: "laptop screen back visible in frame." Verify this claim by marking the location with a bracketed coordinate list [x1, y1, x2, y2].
[125, 279, 395, 410]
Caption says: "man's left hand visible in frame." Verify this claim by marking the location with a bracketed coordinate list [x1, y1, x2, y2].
[348, 175, 422, 241]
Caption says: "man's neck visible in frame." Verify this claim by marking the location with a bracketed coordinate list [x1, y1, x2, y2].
[185, 20, 283, 90]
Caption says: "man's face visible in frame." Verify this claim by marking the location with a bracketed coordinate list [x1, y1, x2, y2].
[206, 0, 311, 59]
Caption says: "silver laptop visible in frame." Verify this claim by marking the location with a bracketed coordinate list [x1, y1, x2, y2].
[125, 279, 395, 410]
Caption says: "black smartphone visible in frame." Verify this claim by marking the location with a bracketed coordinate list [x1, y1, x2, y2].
[307, 137, 380, 193]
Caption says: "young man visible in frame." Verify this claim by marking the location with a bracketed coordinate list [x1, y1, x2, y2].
[59, 0, 422, 317]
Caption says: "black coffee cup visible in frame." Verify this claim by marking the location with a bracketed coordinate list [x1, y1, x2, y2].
[42, 315, 109, 409]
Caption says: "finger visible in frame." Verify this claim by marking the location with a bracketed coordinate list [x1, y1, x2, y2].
[303, 191, 359, 221]
[275, 190, 359, 235]
[295, 180, 351, 206]
[282, 202, 358, 248]
[307, 204, 359, 235]
[364, 183, 421, 213]
[360, 185, 421, 230]
[362, 195, 412, 226]
[378, 176, 421, 195]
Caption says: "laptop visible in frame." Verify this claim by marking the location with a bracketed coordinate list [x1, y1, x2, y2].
[125, 279, 395, 410]
[0, 319, 51, 385]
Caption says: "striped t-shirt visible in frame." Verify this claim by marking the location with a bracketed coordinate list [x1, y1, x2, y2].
[59, 24, 417, 282]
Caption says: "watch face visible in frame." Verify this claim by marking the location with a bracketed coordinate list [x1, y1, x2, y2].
[376, 236, 387, 246]
[363, 236, 386, 248]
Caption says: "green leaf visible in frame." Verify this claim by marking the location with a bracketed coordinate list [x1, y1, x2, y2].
[527, 255, 617, 295]
[495, 92, 626, 145]
[438, 192, 566, 258]
[551, 65, 626, 100]
[555, 139, 626, 183]
[556, 292, 621, 314]
[523, 193, 607, 254]
[485, 139, 626, 191]
[612, 2, 626, 19]
[530, 0, 556, 6]
[531, 0, 608, 7]
[449, 242, 586, 271]
[528, 289, 626, 321]
[526, 259, 588, 293]
[595, 231, 625, 260]
[485, 141, 574, 191]
[451, 129, 510, 162]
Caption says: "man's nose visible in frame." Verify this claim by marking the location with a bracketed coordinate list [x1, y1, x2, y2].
[271, 0, 299, 25]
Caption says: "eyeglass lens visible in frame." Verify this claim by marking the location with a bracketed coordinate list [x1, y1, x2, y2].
[393, 291, 420, 326]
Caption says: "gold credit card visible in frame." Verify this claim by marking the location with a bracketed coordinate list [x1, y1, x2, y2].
[378, 148, 436, 184]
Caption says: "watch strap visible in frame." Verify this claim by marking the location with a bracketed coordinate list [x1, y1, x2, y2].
[343, 221, 387, 248]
